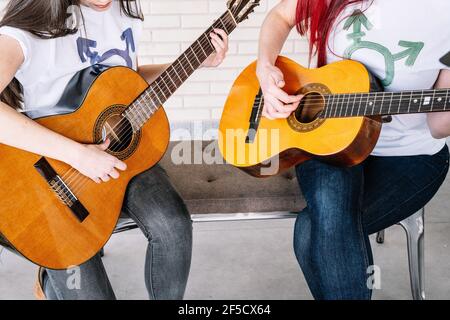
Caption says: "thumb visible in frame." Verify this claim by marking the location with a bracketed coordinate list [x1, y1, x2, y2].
[276, 79, 285, 88]
[271, 70, 285, 88]
[99, 138, 111, 151]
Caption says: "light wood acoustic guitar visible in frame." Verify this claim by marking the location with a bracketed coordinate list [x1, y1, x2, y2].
[219, 56, 449, 177]
[0, 0, 260, 270]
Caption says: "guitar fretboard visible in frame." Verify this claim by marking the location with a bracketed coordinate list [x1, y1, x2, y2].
[322, 89, 450, 118]
[124, 10, 237, 129]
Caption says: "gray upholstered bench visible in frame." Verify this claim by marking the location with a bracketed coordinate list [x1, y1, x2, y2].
[113, 140, 426, 300]
[115, 140, 303, 232]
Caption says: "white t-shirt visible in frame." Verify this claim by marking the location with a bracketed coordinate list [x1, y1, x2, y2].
[0, 1, 143, 118]
[327, 0, 450, 156]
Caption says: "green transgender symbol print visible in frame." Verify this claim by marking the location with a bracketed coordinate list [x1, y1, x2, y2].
[343, 10, 424, 87]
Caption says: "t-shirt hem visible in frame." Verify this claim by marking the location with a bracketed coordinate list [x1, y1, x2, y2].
[371, 140, 447, 157]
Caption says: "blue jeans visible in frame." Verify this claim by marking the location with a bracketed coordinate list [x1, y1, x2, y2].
[294, 145, 449, 300]
[43, 165, 193, 300]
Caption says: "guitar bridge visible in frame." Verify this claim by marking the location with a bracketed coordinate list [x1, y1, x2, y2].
[34, 157, 89, 222]
[246, 88, 264, 144]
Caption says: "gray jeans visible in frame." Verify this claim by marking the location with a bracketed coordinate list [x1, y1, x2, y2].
[43, 165, 193, 300]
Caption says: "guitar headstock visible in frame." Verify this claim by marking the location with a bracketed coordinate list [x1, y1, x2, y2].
[227, 0, 261, 24]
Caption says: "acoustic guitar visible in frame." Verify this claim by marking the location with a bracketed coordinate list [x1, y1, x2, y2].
[219, 56, 449, 177]
[0, 0, 260, 270]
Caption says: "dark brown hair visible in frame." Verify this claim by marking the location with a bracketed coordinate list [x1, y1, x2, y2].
[0, 0, 143, 109]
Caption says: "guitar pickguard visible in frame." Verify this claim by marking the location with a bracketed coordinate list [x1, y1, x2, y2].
[24, 64, 110, 120]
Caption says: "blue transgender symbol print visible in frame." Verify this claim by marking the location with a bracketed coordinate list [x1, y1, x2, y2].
[76, 28, 136, 68]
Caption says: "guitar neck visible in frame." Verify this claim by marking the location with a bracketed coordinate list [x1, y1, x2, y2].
[323, 88, 450, 119]
[125, 10, 237, 129]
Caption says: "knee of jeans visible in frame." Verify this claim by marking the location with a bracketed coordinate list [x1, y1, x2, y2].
[308, 199, 356, 236]
[138, 198, 192, 245]
[293, 211, 311, 262]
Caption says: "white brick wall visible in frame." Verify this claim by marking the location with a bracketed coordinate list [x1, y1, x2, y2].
[0, 0, 309, 124]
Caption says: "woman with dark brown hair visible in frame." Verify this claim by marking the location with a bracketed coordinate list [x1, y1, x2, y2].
[258, 0, 450, 299]
[0, 0, 229, 300]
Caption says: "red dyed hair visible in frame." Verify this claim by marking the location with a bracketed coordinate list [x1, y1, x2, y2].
[295, 0, 366, 67]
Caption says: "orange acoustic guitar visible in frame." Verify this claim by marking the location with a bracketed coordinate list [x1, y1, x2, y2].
[219, 56, 449, 177]
[0, 0, 260, 270]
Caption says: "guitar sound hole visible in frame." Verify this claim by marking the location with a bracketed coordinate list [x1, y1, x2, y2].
[294, 92, 325, 124]
[102, 114, 134, 153]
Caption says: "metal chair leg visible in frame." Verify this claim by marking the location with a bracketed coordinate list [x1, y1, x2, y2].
[376, 230, 385, 244]
[399, 208, 425, 300]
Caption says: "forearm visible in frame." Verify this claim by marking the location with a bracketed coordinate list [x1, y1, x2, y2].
[428, 112, 450, 139]
[0, 102, 83, 164]
[137, 63, 170, 84]
[0, 36, 80, 163]
[258, 3, 295, 69]
[427, 69, 450, 138]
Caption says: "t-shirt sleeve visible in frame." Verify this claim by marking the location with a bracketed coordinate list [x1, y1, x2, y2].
[132, 18, 143, 68]
[132, 18, 143, 44]
[0, 26, 33, 74]
[440, 51, 450, 70]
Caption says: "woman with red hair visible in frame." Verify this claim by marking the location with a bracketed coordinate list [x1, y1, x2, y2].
[257, 0, 450, 299]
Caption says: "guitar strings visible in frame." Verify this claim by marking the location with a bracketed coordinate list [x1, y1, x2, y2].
[257, 90, 450, 105]
[60, 13, 237, 195]
[305, 92, 450, 114]
[258, 91, 450, 116]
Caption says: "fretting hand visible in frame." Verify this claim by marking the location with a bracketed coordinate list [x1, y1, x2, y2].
[201, 29, 229, 68]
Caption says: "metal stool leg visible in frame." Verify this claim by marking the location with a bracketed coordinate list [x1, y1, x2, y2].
[376, 230, 385, 244]
[399, 208, 425, 300]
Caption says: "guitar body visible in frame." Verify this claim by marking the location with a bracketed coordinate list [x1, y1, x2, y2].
[219, 56, 383, 177]
[0, 66, 170, 269]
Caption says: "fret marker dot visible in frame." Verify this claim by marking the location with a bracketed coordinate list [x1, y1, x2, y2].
[369, 102, 373, 106]
[438, 98, 442, 102]
[414, 99, 418, 103]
